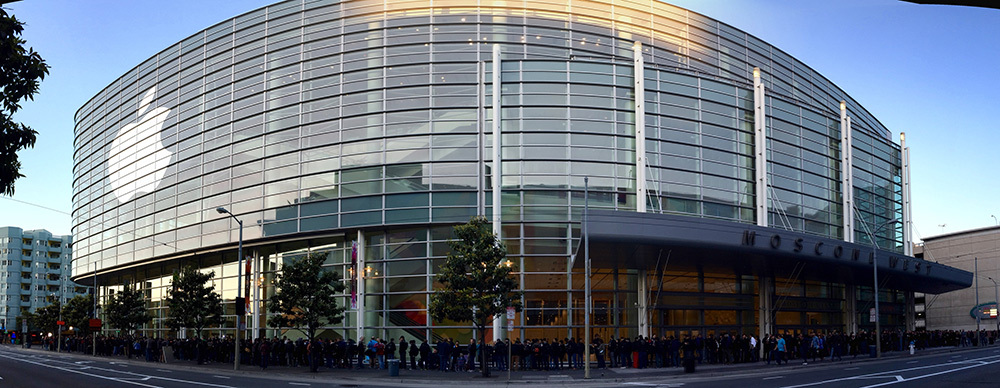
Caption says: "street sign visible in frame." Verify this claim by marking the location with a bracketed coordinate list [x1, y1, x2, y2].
[88, 319, 102, 328]
[506, 307, 515, 332]
[506, 307, 515, 320]
[869, 307, 876, 323]
[57, 320, 65, 326]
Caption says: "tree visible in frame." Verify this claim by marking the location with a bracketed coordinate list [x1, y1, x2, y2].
[0, 9, 50, 196]
[25, 300, 60, 333]
[105, 283, 154, 335]
[62, 295, 95, 335]
[165, 266, 224, 339]
[429, 216, 522, 377]
[268, 253, 346, 341]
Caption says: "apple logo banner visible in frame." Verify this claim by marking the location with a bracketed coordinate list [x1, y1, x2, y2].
[108, 87, 173, 203]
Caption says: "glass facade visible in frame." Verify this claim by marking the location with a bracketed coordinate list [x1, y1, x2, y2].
[73, 0, 907, 339]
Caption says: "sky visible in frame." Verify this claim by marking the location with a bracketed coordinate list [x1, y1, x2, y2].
[1, 0, 997, 243]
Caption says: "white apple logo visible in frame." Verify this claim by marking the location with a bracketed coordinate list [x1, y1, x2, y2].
[108, 86, 173, 202]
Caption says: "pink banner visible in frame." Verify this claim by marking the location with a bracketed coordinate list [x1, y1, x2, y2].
[350, 241, 358, 309]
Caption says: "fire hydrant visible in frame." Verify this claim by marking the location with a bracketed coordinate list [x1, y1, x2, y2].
[909, 341, 915, 355]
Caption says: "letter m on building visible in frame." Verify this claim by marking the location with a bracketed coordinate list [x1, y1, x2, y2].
[742, 230, 756, 246]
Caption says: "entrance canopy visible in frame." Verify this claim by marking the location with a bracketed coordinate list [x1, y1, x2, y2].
[574, 211, 971, 294]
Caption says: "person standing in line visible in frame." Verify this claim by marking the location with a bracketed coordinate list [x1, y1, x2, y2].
[398, 336, 408, 369]
[775, 334, 786, 365]
[408, 339, 419, 370]
[467, 338, 477, 371]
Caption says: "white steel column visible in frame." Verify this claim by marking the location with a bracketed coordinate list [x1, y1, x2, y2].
[637, 269, 649, 338]
[634, 42, 647, 213]
[355, 230, 366, 339]
[840, 101, 855, 243]
[846, 284, 858, 333]
[901, 133, 912, 256]
[252, 253, 260, 340]
[753, 67, 767, 227]
[758, 275, 773, 358]
[491, 44, 504, 341]
[478, 60, 486, 216]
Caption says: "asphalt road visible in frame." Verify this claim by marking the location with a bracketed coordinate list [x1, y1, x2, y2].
[0, 348, 333, 388]
[0, 345, 997, 387]
[660, 346, 1000, 388]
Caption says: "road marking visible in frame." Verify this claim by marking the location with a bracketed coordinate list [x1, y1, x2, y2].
[906, 361, 918, 364]
[763, 376, 784, 380]
[778, 354, 1000, 388]
[0, 353, 161, 388]
[844, 367, 860, 370]
[156, 369, 172, 373]
[0, 350, 237, 388]
[213, 375, 231, 379]
[289, 383, 311, 386]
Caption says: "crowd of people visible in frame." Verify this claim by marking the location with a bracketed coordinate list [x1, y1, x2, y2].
[18, 328, 999, 373]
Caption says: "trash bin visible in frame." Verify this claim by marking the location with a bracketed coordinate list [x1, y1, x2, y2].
[869, 345, 876, 358]
[388, 358, 400, 376]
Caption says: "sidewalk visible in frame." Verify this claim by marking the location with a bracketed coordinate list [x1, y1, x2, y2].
[4, 343, 995, 387]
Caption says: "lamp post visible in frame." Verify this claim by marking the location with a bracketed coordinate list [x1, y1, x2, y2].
[859, 217, 900, 359]
[55, 294, 62, 353]
[216, 207, 243, 371]
[584, 176, 591, 379]
[988, 277, 999, 334]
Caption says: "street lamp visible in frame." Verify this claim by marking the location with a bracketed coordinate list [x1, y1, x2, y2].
[859, 217, 900, 359]
[584, 176, 591, 379]
[988, 277, 999, 334]
[51, 293, 62, 353]
[216, 206, 243, 371]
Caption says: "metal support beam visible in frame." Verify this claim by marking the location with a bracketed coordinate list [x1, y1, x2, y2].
[846, 284, 858, 334]
[637, 269, 649, 338]
[901, 133, 912, 256]
[753, 67, 767, 227]
[355, 230, 366, 340]
[491, 44, 504, 342]
[758, 274, 773, 359]
[841, 101, 855, 242]
[634, 42, 647, 213]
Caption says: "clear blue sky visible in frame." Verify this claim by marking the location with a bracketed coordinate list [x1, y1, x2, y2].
[1, 0, 997, 243]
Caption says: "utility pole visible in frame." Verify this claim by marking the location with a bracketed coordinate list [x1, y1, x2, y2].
[584, 177, 591, 379]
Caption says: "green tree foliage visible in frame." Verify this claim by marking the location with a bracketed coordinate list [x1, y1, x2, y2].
[0, 9, 50, 195]
[429, 216, 522, 377]
[165, 266, 224, 339]
[268, 253, 346, 341]
[105, 283, 153, 335]
[64, 295, 95, 334]
[24, 300, 59, 333]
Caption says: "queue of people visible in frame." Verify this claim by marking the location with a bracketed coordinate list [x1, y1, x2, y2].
[23, 328, 1000, 373]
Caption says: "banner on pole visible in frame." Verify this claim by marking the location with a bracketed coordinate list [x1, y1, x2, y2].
[351, 241, 358, 309]
[869, 307, 876, 323]
[245, 256, 252, 310]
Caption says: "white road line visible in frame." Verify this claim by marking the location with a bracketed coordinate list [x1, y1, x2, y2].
[0, 350, 237, 388]
[778, 354, 1000, 388]
[289, 383, 311, 386]
[213, 375, 231, 379]
[763, 376, 784, 380]
[156, 369, 172, 372]
[844, 367, 860, 370]
[906, 361, 918, 364]
[0, 353, 161, 388]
